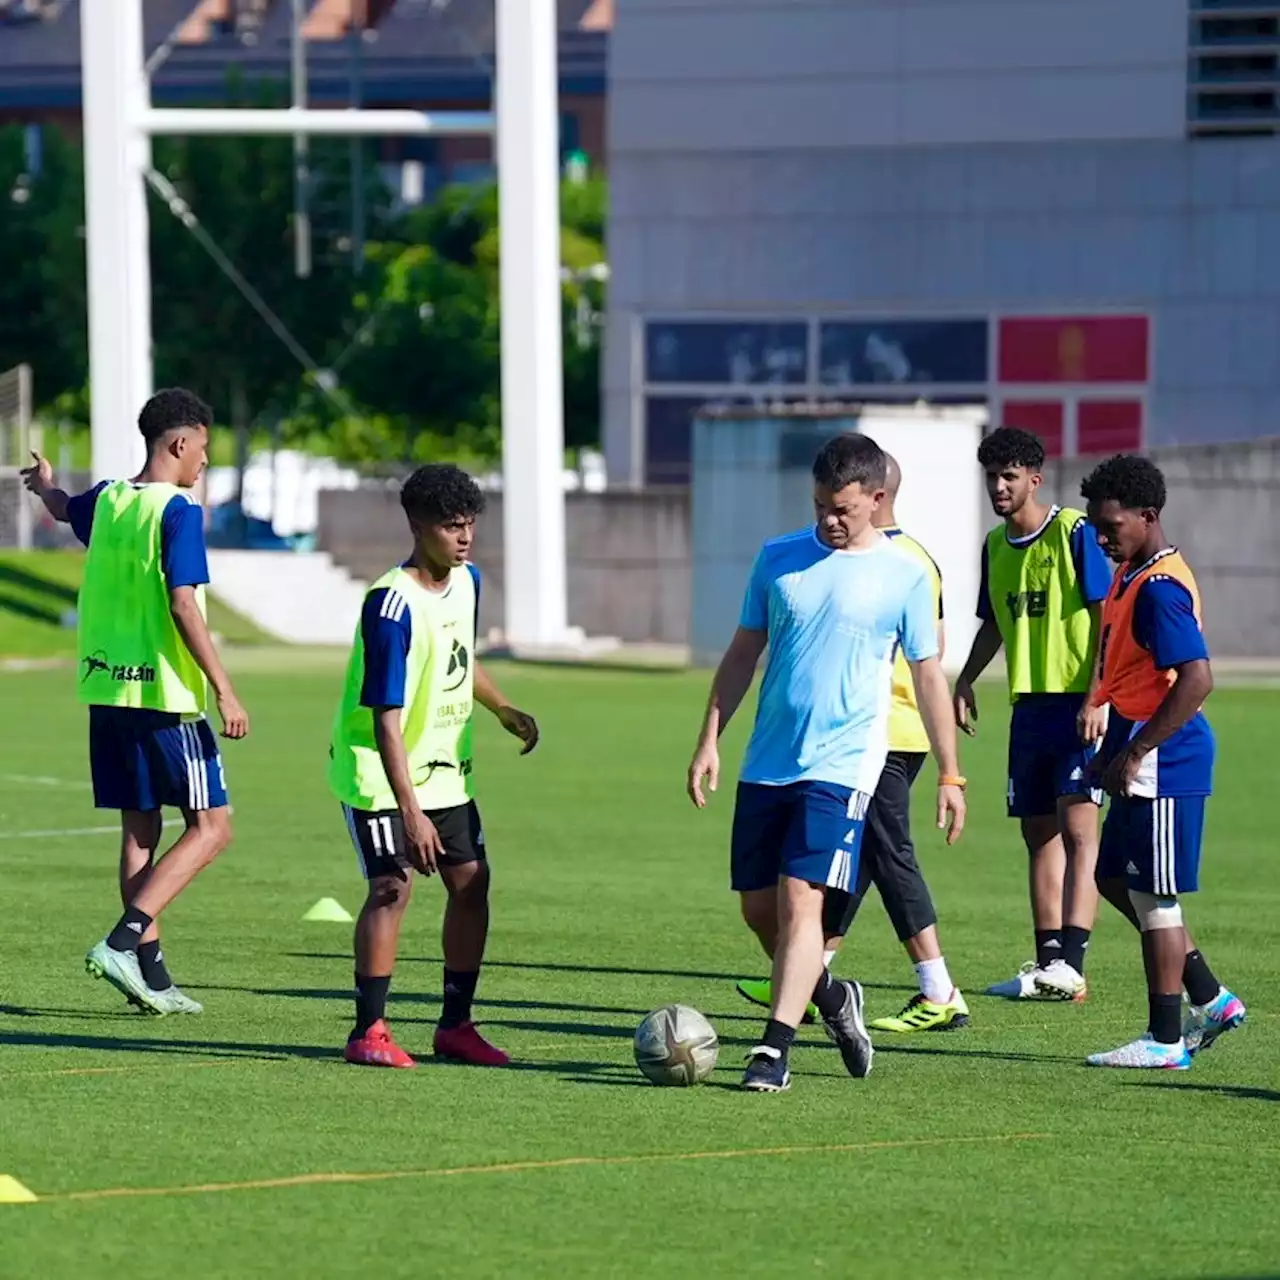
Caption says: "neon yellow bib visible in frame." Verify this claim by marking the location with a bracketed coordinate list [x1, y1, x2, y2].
[328, 564, 478, 812]
[883, 527, 942, 754]
[77, 481, 207, 714]
[984, 505, 1097, 699]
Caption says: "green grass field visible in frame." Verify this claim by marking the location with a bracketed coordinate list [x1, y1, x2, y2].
[2, 662, 1278, 1278]
[0, 551, 273, 656]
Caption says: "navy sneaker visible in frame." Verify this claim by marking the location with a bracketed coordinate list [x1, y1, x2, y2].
[823, 979, 874, 1078]
[741, 1046, 791, 1092]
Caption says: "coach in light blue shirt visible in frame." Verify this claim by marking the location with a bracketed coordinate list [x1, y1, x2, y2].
[687, 432, 966, 1094]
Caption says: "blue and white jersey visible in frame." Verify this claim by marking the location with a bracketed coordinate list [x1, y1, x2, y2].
[1099, 572, 1215, 798]
[738, 527, 939, 793]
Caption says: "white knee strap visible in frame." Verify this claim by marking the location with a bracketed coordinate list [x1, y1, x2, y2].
[1129, 889, 1183, 931]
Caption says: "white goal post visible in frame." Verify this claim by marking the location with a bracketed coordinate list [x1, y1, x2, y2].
[82, 0, 568, 647]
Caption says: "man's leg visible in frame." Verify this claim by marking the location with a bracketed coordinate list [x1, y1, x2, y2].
[344, 805, 417, 1067]
[1033, 794, 1100, 1000]
[432, 803, 508, 1065]
[87, 717, 232, 1014]
[1088, 796, 1241, 1067]
[117, 810, 169, 990]
[743, 784, 872, 1090]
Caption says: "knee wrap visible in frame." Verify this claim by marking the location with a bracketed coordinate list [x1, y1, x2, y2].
[1129, 889, 1183, 931]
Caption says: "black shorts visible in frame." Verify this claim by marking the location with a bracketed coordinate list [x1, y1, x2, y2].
[823, 751, 936, 941]
[341, 801, 486, 881]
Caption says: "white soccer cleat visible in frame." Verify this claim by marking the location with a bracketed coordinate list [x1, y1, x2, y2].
[985, 961, 1055, 1000]
[1086, 1036, 1191, 1070]
[1033, 960, 1088, 1003]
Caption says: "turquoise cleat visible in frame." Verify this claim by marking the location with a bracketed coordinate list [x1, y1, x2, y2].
[85, 940, 167, 1016]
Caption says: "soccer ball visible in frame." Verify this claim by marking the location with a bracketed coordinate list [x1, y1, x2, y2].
[633, 1004, 718, 1086]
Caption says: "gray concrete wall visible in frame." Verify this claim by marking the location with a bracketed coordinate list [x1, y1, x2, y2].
[316, 487, 692, 645]
[316, 437, 1280, 658]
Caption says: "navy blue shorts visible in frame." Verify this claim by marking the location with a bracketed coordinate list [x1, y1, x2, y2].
[89, 706, 229, 812]
[1097, 795, 1206, 895]
[730, 780, 870, 893]
[1007, 694, 1101, 819]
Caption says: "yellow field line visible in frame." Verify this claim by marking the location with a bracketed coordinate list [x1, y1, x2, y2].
[0, 1058, 258, 1081]
[39, 1132, 1048, 1204]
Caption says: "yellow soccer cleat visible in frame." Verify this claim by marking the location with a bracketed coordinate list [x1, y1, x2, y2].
[870, 989, 970, 1033]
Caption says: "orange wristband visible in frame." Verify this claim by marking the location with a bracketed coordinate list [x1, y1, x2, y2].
[939, 775, 967, 789]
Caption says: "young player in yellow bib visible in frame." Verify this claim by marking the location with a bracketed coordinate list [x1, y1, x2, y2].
[954, 427, 1113, 1001]
[733, 455, 969, 1033]
[329, 464, 539, 1069]
[22, 389, 248, 1015]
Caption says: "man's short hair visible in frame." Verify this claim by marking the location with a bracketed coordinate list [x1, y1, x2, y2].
[138, 388, 213, 445]
[1080, 453, 1167, 514]
[977, 427, 1045, 473]
[400, 464, 486, 525]
[812, 433, 887, 492]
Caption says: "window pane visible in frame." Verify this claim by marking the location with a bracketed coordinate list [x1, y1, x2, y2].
[644, 321, 809, 385]
[819, 319, 988, 386]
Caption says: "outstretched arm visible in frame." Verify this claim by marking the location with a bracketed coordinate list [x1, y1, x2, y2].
[20, 453, 70, 522]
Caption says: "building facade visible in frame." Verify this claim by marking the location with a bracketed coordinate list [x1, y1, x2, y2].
[604, 0, 1280, 487]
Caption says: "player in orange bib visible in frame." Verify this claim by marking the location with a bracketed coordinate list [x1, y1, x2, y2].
[1078, 455, 1245, 1069]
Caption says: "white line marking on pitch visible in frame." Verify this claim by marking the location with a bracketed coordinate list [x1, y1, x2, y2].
[0, 775, 91, 789]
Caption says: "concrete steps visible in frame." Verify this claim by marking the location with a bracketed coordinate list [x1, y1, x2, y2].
[207, 550, 367, 646]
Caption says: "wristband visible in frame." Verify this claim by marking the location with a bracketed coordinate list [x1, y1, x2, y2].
[939, 775, 967, 789]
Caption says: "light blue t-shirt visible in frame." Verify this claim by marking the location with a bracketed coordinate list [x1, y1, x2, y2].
[739, 528, 939, 793]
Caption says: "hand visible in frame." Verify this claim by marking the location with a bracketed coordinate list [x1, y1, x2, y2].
[936, 783, 967, 845]
[687, 739, 719, 809]
[1078, 701, 1109, 745]
[20, 451, 53, 496]
[953, 676, 978, 737]
[1101, 743, 1145, 797]
[496, 705, 539, 755]
[216, 689, 249, 740]
[401, 808, 445, 876]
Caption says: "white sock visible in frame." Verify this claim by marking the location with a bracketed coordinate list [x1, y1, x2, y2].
[823, 949, 837, 969]
[914, 957, 953, 1003]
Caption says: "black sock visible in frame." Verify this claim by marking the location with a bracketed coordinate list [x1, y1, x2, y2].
[1034, 928, 1063, 970]
[1148, 992, 1183, 1044]
[811, 969, 847, 1020]
[1061, 926, 1091, 975]
[106, 906, 153, 955]
[1182, 949, 1221, 1007]
[761, 1018, 796, 1057]
[137, 940, 172, 990]
[352, 973, 391, 1038]
[439, 968, 479, 1030]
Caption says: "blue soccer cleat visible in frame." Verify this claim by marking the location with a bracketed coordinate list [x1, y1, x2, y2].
[1086, 1035, 1191, 1070]
[741, 1047, 791, 1092]
[1184, 989, 1246, 1056]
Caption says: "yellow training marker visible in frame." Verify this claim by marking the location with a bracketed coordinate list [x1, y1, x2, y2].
[302, 897, 354, 923]
[0, 1175, 37, 1204]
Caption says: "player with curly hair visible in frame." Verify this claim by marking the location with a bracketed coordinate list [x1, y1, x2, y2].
[1078, 454, 1245, 1069]
[328, 464, 539, 1068]
[954, 426, 1115, 1002]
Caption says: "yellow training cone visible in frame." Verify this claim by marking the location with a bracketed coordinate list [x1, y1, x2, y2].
[0, 1176, 37, 1204]
[302, 897, 354, 923]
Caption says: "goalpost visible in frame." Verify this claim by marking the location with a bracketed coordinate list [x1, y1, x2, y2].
[81, 0, 568, 648]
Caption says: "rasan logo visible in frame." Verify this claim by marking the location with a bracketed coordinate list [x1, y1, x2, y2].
[81, 651, 156, 684]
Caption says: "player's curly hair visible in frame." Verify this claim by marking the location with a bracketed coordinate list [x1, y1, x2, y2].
[812, 433, 887, 491]
[977, 427, 1045, 472]
[137, 388, 213, 445]
[1080, 453, 1166, 514]
[400, 463, 486, 524]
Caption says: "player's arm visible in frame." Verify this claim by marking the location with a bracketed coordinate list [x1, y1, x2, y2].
[372, 708, 444, 874]
[1103, 578, 1212, 796]
[474, 660, 539, 754]
[902, 570, 965, 844]
[687, 625, 767, 809]
[1073, 517, 1116, 743]
[19, 453, 71, 521]
[953, 542, 1001, 735]
[688, 548, 771, 808]
[161, 497, 248, 738]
